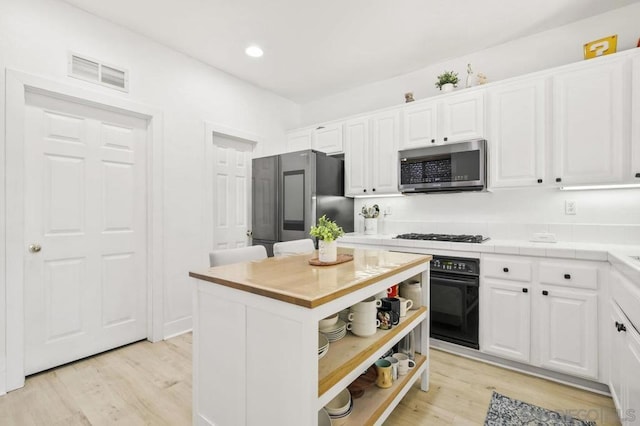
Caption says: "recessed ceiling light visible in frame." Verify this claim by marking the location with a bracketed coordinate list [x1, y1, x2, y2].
[245, 45, 264, 58]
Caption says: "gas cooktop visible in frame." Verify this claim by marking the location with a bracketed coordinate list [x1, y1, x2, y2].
[394, 233, 489, 244]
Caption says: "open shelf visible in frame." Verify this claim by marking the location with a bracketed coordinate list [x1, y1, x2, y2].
[318, 307, 427, 397]
[342, 353, 427, 426]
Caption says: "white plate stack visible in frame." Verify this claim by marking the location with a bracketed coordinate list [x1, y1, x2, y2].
[318, 333, 330, 359]
[320, 319, 347, 342]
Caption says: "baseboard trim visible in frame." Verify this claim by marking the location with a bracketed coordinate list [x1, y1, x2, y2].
[430, 339, 611, 396]
[163, 316, 192, 340]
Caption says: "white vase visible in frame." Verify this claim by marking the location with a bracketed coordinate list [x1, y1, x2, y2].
[364, 218, 378, 235]
[318, 240, 337, 263]
[441, 83, 455, 93]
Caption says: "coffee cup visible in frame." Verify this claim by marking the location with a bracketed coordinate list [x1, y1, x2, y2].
[347, 319, 380, 337]
[380, 297, 401, 325]
[386, 285, 399, 298]
[384, 356, 399, 380]
[350, 297, 382, 313]
[393, 352, 416, 376]
[374, 359, 393, 388]
[377, 309, 393, 330]
[398, 297, 413, 317]
[348, 311, 376, 323]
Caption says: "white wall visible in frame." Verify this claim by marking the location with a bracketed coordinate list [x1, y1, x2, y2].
[300, 3, 640, 125]
[0, 0, 299, 366]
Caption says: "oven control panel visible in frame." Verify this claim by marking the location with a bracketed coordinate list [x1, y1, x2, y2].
[431, 256, 479, 276]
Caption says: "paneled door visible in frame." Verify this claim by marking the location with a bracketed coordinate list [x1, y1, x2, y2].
[211, 133, 253, 249]
[23, 91, 148, 375]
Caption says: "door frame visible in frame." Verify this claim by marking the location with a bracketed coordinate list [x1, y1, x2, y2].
[203, 121, 258, 265]
[3, 70, 164, 393]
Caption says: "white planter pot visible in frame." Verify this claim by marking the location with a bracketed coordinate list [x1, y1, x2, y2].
[364, 218, 378, 235]
[318, 240, 337, 263]
[441, 83, 455, 93]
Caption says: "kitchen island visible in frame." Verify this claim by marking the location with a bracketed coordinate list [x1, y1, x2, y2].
[189, 247, 431, 426]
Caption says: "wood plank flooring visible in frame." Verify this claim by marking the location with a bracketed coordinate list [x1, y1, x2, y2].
[0, 334, 620, 425]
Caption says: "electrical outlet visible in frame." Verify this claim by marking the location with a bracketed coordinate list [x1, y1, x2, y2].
[565, 200, 576, 215]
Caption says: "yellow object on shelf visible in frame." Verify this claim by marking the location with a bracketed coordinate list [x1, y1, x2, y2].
[583, 35, 617, 59]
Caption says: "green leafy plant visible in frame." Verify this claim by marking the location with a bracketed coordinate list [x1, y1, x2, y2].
[435, 71, 459, 90]
[309, 215, 344, 242]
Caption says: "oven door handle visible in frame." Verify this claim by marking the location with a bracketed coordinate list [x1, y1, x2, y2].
[431, 274, 479, 287]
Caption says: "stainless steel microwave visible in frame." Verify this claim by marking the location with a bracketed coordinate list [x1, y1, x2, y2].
[398, 139, 487, 193]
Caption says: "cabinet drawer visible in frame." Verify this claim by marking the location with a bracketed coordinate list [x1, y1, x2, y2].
[483, 257, 533, 282]
[538, 261, 598, 289]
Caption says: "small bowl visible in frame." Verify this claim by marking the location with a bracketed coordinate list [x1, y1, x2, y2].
[319, 313, 339, 329]
[318, 408, 332, 426]
[325, 388, 351, 416]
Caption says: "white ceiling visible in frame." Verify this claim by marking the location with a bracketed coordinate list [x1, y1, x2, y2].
[61, 0, 637, 103]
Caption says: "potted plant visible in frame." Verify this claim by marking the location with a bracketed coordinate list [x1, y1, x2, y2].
[310, 215, 344, 262]
[435, 71, 459, 93]
[360, 204, 380, 235]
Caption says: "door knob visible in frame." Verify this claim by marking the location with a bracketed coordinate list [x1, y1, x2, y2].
[29, 243, 42, 253]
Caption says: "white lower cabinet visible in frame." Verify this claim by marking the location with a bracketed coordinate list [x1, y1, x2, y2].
[481, 255, 601, 380]
[536, 286, 598, 379]
[482, 279, 531, 363]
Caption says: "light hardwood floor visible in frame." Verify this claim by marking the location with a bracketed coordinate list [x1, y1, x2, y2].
[0, 334, 620, 425]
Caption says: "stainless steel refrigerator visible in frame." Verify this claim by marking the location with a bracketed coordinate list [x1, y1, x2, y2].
[251, 150, 354, 256]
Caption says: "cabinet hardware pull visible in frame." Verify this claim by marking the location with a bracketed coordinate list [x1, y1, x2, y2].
[503, 267, 509, 273]
[372, 188, 376, 192]
[636, 172, 640, 178]
[443, 137, 448, 142]
[363, 189, 367, 192]
[431, 139, 435, 143]
[316, 126, 325, 130]
[564, 274, 571, 279]
[615, 321, 627, 332]
[522, 288, 528, 293]
[555, 177, 562, 183]
[542, 290, 549, 296]
[537, 179, 543, 184]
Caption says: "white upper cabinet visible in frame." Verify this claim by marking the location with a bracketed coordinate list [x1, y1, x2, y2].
[286, 128, 313, 152]
[440, 91, 485, 144]
[344, 118, 369, 195]
[401, 91, 484, 149]
[552, 58, 628, 186]
[370, 110, 400, 194]
[345, 112, 400, 196]
[402, 100, 438, 148]
[313, 122, 343, 154]
[488, 77, 547, 188]
[632, 55, 640, 182]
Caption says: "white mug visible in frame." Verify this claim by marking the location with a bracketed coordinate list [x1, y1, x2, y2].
[350, 297, 382, 313]
[348, 311, 376, 322]
[393, 352, 416, 376]
[398, 297, 414, 317]
[384, 356, 399, 381]
[347, 319, 380, 337]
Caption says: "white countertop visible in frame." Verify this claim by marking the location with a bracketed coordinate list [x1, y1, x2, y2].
[339, 233, 640, 281]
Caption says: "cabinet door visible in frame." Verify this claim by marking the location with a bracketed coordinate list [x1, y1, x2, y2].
[537, 287, 598, 379]
[552, 59, 627, 185]
[370, 110, 400, 194]
[488, 78, 547, 188]
[632, 55, 640, 182]
[609, 301, 626, 415]
[440, 91, 485, 143]
[482, 280, 531, 363]
[286, 128, 313, 152]
[314, 123, 343, 154]
[344, 118, 370, 196]
[402, 101, 438, 148]
[624, 324, 640, 425]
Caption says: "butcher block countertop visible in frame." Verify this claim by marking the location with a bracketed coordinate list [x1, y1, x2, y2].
[189, 247, 431, 308]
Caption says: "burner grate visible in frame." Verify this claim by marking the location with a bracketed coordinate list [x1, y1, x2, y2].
[394, 233, 489, 243]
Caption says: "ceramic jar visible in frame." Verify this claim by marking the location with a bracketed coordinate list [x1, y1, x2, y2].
[399, 280, 422, 309]
[318, 240, 337, 263]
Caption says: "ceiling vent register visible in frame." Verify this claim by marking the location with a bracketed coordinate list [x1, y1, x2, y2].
[68, 53, 129, 92]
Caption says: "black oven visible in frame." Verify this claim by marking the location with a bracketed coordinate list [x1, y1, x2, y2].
[430, 255, 479, 349]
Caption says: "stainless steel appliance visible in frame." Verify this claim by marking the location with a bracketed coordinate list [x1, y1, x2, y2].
[395, 233, 489, 243]
[398, 139, 487, 193]
[251, 150, 354, 256]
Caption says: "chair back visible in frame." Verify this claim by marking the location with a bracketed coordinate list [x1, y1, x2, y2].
[209, 245, 267, 267]
[273, 239, 315, 257]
